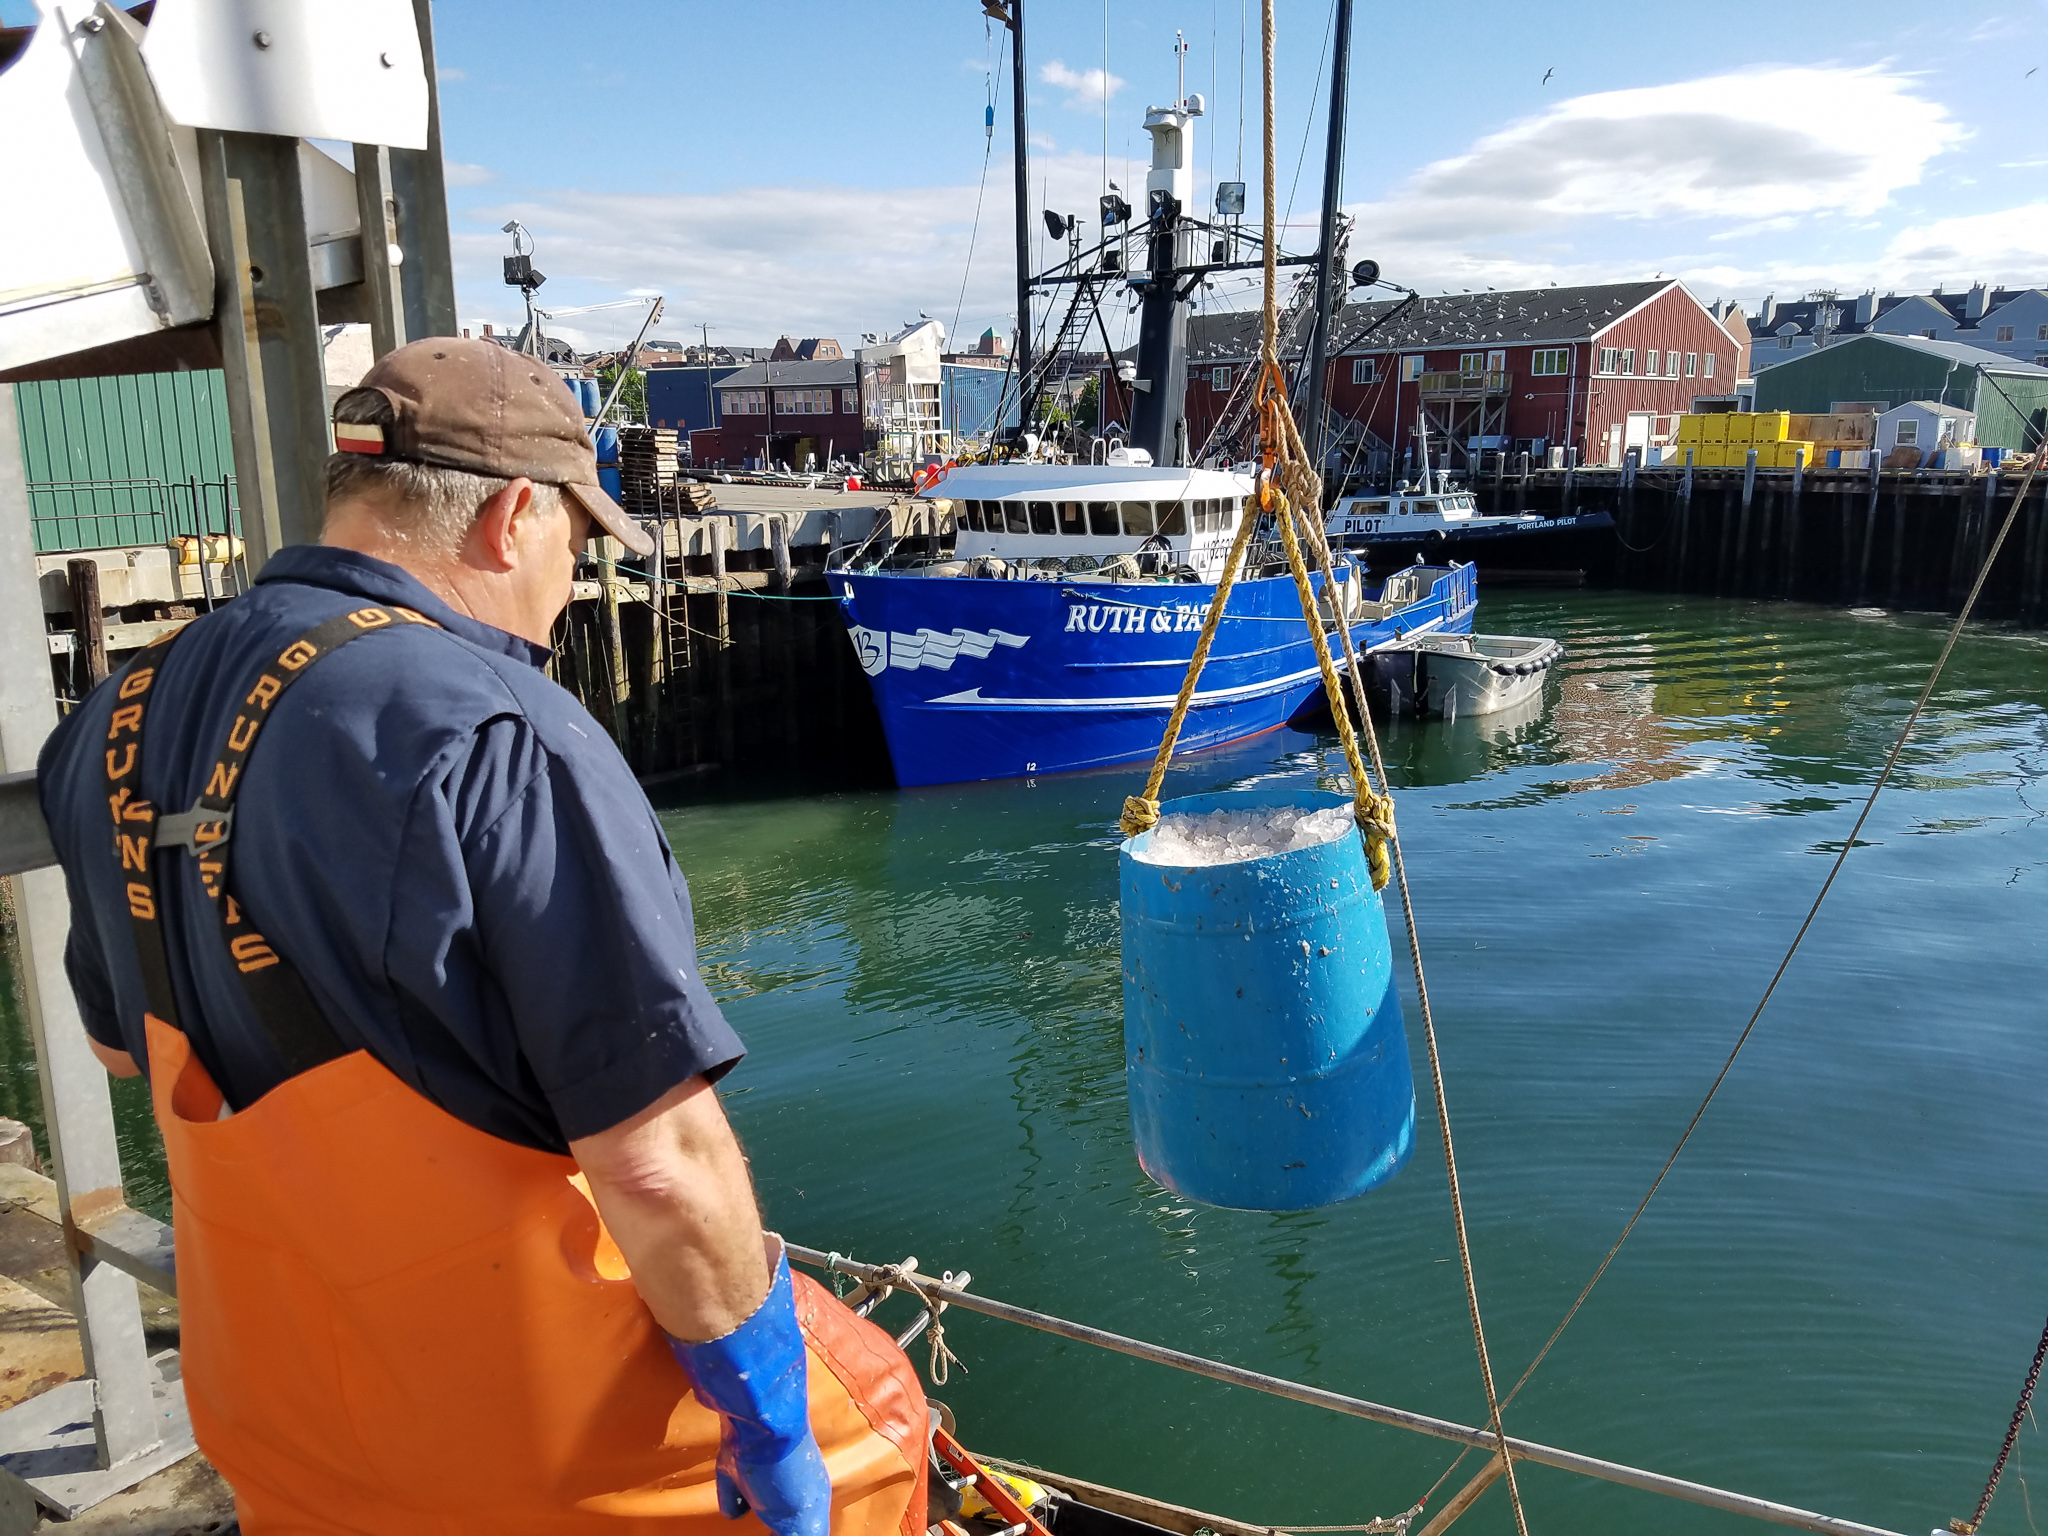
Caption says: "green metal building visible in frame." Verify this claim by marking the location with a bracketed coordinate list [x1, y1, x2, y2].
[12, 369, 241, 554]
[1752, 334, 2048, 450]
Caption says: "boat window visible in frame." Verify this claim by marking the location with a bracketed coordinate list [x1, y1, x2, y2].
[1088, 501, 1120, 536]
[1157, 501, 1188, 536]
[1058, 501, 1086, 536]
[1190, 499, 1209, 532]
[1219, 499, 1237, 531]
[1121, 501, 1156, 536]
[961, 500, 984, 532]
[1029, 500, 1056, 535]
[1004, 501, 1030, 534]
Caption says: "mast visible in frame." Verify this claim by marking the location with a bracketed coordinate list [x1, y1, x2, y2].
[1009, 0, 1033, 387]
[1301, 0, 1353, 487]
[1130, 96, 1200, 464]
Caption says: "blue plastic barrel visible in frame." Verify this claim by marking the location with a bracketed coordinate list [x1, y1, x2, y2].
[593, 424, 622, 501]
[1121, 787, 1415, 1210]
[580, 378, 602, 418]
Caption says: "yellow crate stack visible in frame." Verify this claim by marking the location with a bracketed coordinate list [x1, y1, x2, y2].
[1751, 411, 1790, 443]
[1675, 415, 1706, 444]
[1701, 414, 1730, 443]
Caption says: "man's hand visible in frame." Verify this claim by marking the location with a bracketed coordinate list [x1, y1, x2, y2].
[569, 1075, 768, 1340]
[571, 1085, 831, 1536]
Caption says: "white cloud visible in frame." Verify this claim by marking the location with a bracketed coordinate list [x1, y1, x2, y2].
[1039, 60, 1123, 111]
[444, 160, 494, 187]
[1338, 65, 1963, 294]
[1877, 203, 2048, 287]
[451, 152, 1142, 344]
[437, 66, 466, 82]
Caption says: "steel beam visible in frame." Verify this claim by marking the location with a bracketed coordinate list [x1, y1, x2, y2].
[352, 143, 407, 360]
[0, 385, 185, 1508]
[388, 0, 457, 341]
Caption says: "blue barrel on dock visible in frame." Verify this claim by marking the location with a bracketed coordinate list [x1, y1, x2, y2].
[579, 377, 602, 418]
[1121, 788, 1416, 1211]
[593, 424, 622, 501]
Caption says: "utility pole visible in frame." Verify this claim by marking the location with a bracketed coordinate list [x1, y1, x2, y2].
[1302, 0, 1354, 486]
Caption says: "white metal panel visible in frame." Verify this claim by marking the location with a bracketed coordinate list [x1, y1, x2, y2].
[142, 0, 428, 149]
[0, 14, 154, 369]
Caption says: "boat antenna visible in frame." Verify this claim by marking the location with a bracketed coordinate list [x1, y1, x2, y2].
[1300, 0, 1353, 484]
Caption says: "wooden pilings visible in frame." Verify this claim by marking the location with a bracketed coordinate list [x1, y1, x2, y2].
[1503, 468, 2047, 624]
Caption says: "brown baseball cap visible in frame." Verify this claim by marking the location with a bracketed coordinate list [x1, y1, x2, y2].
[331, 336, 654, 556]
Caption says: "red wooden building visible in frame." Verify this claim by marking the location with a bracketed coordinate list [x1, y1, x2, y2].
[1183, 279, 1743, 472]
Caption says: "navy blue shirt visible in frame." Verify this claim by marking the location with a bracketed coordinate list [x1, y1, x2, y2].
[40, 545, 743, 1152]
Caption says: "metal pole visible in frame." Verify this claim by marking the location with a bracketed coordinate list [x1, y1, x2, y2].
[389, 0, 458, 341]
[1009, 0, 1032, 385]
[787, 1246, 1912, 1536]
[351, 142, 406, 360]
[0, 385, 162, 1483]
[1300, 0, 1352, 481]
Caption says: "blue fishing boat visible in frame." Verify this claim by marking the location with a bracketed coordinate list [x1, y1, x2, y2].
[826, 465, 1474, 786]
[826, 81, 1478, 788]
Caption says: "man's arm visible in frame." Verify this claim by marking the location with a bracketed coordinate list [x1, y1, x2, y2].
[568, 1075, 770, 1341]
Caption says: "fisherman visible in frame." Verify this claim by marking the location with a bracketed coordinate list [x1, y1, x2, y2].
[38, 339, 927, 1533]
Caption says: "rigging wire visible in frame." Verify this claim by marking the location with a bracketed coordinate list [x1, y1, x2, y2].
[1281, 0, 1335, 235]
[1409, 402, 2048, 1527]
[952, 23, 1006, 342]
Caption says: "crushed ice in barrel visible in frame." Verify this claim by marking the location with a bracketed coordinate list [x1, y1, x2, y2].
[1132, 805, 1354, 867]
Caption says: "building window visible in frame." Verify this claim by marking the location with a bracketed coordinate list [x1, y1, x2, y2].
[1597, 347, 1619, 374]
[1685, 352, 1697, 377]
[2036, 354, 2048, 367]
[1459, 351, 1485, 375]
[1996, 325, 2016, 343]
[1779, 334, 1794, 349]
[1923, 329, 1937, 339]
[2039, 324, 2048, 340]
[1644, 350, 1661, 374]
[1532, 348, 1570, 376]
[1669, 353, 1683, 377]
[772, 388, 834, 414]
[1619, 349, 1636, 375]
[1703, 354, 1716, 378]
[1401, 355, 1423, 381]
[841, 389, 859, 412]
[725, 389, 766, 415]
[1896, 419, 1919, 446]
[1351, 358, 1377, 384]
[1212, 366, 1233, 389]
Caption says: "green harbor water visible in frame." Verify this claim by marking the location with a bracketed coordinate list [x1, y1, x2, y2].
[6, 588, 2048, 1534]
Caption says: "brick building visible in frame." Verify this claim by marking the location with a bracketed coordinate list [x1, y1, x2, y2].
[689, 358, 863, 469]
[1184, 279, 1744, 472]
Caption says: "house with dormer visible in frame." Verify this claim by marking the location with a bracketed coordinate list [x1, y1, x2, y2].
[1750, 284, 2048, 372]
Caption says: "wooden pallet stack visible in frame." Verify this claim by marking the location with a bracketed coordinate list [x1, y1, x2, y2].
[618, 426, 681, 512]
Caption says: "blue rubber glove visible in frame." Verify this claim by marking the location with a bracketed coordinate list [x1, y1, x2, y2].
[668, 1244, 831, 1536]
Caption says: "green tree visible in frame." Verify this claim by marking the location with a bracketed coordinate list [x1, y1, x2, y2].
[1075, 377, 1100, 432]
[596, 363, 647, 425]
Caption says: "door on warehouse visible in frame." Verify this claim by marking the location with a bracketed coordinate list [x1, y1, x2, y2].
[1624, 411, 1655, 463]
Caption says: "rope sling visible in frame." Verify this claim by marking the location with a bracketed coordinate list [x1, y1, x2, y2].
[1114, 7, 1528, 1532]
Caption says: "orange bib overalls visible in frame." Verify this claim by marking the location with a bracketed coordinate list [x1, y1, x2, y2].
[106, 608, 926, 1533]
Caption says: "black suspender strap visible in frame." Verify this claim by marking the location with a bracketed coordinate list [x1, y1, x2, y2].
[103, 603, 442, 1082]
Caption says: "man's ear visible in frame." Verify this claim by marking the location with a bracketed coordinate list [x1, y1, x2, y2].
[467, 479, 535, 572]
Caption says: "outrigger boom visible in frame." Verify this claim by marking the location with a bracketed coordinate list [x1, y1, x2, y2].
[791, 1245, 1913, 1536]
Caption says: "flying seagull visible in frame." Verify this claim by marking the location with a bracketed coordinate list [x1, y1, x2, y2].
[2030, 66, 2039, 77]
[1542, 67, 1554, 84]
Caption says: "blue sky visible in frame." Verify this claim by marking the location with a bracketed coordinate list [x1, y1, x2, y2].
[428, 0, 2048, 352]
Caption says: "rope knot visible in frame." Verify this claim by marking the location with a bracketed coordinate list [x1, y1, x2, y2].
[1119, 795, 1161, 838]
[1354, 789, 1395, 892]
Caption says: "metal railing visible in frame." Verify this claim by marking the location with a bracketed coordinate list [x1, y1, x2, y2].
[28, 474, 241, 557]
[1417, 371, 1511, 396]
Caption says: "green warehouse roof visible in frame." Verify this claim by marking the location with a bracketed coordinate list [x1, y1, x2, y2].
[1753, 333, 2048, 450]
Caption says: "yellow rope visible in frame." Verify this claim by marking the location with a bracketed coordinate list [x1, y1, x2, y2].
[1118, 497, 1267, 837]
